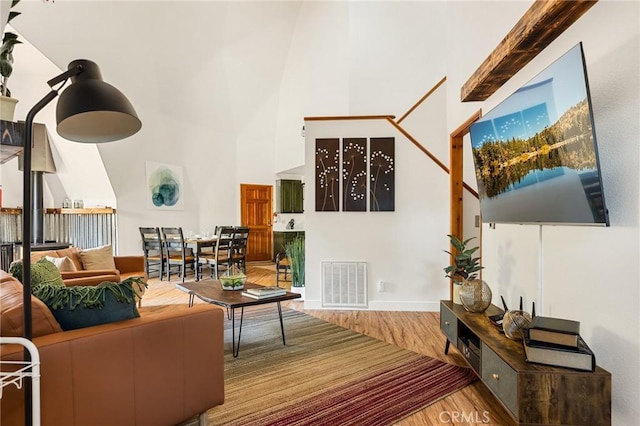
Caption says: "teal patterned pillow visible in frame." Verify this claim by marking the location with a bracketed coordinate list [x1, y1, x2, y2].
[9, 257, 65, 287]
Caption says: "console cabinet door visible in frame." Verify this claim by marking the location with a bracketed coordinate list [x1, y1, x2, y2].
[481, 344, 517, 416]
[439, 302, 458, 344]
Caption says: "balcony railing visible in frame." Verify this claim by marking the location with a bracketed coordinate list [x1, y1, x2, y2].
[0, 207, 117, 270]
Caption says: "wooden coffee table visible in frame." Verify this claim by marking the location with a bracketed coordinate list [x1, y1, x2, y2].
[176, 280, 301, 357]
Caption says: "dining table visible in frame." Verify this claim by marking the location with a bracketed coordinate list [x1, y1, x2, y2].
[184, 236, 218, 281]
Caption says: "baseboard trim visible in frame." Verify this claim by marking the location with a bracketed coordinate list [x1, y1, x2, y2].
[303, 299, 440, 312]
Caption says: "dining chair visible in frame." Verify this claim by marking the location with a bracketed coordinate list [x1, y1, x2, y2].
[275, 251, 291, 287]
[199, 226, 235, 279]
[160, 227, 196, 282]
[230, 226, 250, 273]
[194, 233, 219, 280]
[139, 226, 164, 280]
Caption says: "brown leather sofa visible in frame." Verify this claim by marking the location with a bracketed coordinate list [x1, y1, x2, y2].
[0, 270, 225, 426]
[29, 246, 145, 287]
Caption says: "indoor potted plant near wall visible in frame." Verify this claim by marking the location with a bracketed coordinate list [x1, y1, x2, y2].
[444, 234, 483, 305]
[284, 236, 305, 299]
[0, 0, 22, 120]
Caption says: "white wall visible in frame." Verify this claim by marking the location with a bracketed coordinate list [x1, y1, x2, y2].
[290, 1, 457, 312]
[274, 1, 350, 174]
[0, 0, 11, 36]
[275, 1, 447, 174]
[304, 104, 451, 311]
[447, 1, 640, 424]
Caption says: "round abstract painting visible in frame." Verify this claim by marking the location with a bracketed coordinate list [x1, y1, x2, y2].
[146, 161, 183, 209]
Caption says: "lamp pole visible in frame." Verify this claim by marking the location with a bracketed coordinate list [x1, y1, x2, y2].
[21, 88, 59, 426]
[21, 63, 88, 426]
[19, 59, 141, 426]
[22, 90, 59, 339]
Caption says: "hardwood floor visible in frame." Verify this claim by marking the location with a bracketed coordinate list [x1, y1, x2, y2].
[143, 263, 514, 426]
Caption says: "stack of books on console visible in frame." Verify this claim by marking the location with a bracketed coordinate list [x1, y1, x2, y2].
[241, 286, 287, 299]
[522, 316, 596, 372]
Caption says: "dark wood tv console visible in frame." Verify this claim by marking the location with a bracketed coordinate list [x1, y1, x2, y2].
[440, 300, 611, 425]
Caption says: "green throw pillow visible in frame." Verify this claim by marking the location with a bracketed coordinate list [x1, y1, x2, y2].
[32, 277, 146, 331]
[9, 257, 65, 287]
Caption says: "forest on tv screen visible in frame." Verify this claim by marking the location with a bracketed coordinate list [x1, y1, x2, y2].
[473, 99, 597, 198]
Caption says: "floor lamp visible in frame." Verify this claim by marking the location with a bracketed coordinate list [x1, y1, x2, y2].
[21, 59, 141, 424]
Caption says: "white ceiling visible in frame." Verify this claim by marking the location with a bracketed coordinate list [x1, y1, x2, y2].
[13, 1, 303, 139]
[4, 1, 448, 212]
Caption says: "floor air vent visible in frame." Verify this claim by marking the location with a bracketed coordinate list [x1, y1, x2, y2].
[321, 262, 367, 308]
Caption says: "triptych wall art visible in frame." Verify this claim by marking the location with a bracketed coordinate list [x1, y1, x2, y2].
[315, 137, 395, 212]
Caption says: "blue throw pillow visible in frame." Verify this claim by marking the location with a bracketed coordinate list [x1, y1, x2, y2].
[32, 278, 145, 331]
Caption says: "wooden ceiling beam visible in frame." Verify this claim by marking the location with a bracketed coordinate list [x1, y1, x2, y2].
[461, 0, 598, 102]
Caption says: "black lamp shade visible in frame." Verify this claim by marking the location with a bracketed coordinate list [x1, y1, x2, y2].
[56, 60, 141, 143]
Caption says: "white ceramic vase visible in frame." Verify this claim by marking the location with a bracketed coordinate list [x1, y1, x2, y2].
[290, 286, 305, 301]
[452, 281, 463, 305]
[0, 96, 18, 121]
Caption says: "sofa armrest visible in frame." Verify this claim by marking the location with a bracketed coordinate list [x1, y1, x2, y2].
[61, 270, 120, 279]
[61, 270, 121, 287]
[0, 304, 225, 426]
[63, 275, 121, 287]
[114, 256, 145, 276]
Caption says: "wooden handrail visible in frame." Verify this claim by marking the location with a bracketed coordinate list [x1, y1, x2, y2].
[387, 118, 478, 197]
[386, 118, 449, 174]
[57, 208, 116, 214]
[463, 181, 478, 199]
[304, 115, 395, 121]
[452, 109, 482, 138]
[397, 76, 446, 124]
[0, 208, 21, 214]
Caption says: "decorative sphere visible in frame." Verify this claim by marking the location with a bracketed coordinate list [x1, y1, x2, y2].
[459, 279, 492, 313]
[503, 310, 532, 340]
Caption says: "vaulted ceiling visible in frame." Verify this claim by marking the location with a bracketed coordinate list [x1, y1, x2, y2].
[3, 1, 448, 211]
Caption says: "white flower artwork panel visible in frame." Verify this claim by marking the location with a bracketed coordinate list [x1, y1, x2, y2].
[315, 138, 340, 212]
[343, 138, 367, 212]
[370, 137, 395, 212]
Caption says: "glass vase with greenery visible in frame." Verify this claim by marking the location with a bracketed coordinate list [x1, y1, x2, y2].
[284, 236, 305, 287]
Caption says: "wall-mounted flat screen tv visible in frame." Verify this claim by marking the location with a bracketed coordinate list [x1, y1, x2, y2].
[469, 42, 609, 226]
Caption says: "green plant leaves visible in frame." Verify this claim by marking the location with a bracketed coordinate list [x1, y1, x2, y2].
[284, 236, 305, 287]
[8, 11, 20, 23]
[0, 0, 22, 95]
[444, 234, 483, 280]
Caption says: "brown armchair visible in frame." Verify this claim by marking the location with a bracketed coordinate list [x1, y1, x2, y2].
[25, 247, 147, 305]
[29, 247, 146, 286]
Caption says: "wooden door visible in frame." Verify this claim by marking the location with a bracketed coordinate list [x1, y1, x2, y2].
[240, 184, 273, 262]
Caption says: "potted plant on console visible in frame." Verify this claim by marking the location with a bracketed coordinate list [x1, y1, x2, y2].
[284, 235, 305, 300]
[443, 234, 483, 305]
[0, 0, 22, 121]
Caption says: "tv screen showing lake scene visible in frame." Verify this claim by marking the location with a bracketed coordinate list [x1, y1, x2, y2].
[469, 42, 609, 226]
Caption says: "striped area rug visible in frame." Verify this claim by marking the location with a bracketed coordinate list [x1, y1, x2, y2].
[205, 306, 476, 425]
